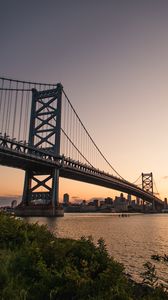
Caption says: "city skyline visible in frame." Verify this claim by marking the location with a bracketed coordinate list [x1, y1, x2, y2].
[1, 0, 168, 201]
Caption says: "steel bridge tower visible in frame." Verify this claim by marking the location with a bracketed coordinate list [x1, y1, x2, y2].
[21, 84, 63, 216]
[142, 172, 155, 210]
[142, 172, 153, 194]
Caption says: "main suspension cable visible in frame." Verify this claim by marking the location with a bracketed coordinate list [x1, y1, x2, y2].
[132, 174, 142, 185]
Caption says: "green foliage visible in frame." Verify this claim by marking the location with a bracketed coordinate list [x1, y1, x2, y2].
[0, 212, 168, 300]
[0, 213, 132, 300]
[141, 262, 158, 287]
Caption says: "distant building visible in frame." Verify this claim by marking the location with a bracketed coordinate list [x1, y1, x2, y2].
[104, 197, 113, 205]
[93, 199, 99, 207]
[131, 200, 136, 207]
[63, 193, 70, 205]
[127, 194, 131, 204]
[114, 193, 128, 212]
[136, 196, 140, 206]
[164, 198, 168, 209]
[80, 205, 97, 212]
[81, 200, 86, 206]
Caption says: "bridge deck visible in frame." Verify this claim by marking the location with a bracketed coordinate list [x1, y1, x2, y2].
[0, 136, 163, 207]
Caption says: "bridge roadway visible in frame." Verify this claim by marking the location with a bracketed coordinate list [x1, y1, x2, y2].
[0, 135, 163, 207]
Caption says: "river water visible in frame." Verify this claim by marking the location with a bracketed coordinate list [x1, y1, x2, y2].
[26, 213, 168, 285]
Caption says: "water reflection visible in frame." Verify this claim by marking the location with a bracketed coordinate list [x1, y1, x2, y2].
[26, 213, 168, 284]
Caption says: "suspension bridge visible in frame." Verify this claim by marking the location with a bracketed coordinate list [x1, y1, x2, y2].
[0, 77, 163, 216]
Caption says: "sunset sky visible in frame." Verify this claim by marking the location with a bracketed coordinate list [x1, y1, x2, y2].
[1, 0, 168, 202]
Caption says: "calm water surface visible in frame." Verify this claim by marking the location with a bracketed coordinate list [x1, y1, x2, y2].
[26, 213, 168, 284]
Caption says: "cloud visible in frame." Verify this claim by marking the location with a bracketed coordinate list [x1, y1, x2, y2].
[162, 176, 168, 180]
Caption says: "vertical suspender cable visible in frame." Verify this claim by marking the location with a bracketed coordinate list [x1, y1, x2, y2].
[12, 81, 18, 138]
[0, 79, 4, 131]
[62, 94, 64, 154]
[1, 86, 8, 134]
[78, 120, 80, 161]
[69, 105, 72, 158]
[23, 86, 30, 141]
[7, 83, 12, 135]
[80, 123, 82, 162]
[72, 107, 75, 158]
[75, 116, 78, 160]
[64, 94, 67, 156]
[18, 82, 24, 141]
[67, 101, 69, 157]
[63, 94, 66, 155]
[5, 80, 11, 134]
[0, 79, 4, 113]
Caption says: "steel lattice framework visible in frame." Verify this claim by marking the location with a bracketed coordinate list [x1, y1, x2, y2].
[142, 173, 153, 194]
[22, 85, 63, 212]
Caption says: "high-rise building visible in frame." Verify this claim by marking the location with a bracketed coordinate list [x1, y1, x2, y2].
[63, 193, 70, 205]
[104, 197, 113, 205]
[93, 199, 99, 207]
[164, 198, 167, 209]
[127, 194, 131, 204]
[136, 196, 140, 206]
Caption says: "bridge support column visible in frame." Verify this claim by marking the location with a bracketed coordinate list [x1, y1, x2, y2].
[51, 168, 60, 215]
[19, 168, 62, 216]
[142, 200, 145, 212]
[16, 84, 64, 217]
[152, 199, 155, 212]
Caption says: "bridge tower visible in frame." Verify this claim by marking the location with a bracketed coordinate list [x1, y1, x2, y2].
[142, 172, 154, 210]
[21, 84, 63, 216]
[142, 172, 153, 194]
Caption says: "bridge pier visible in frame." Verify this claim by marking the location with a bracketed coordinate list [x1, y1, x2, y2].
[51, 168, 60, 215]
[15, 205, 64, 217]
[15, 168, 64, 217]
[142, 200, 145, 212]
[152, 199, 155, 212]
